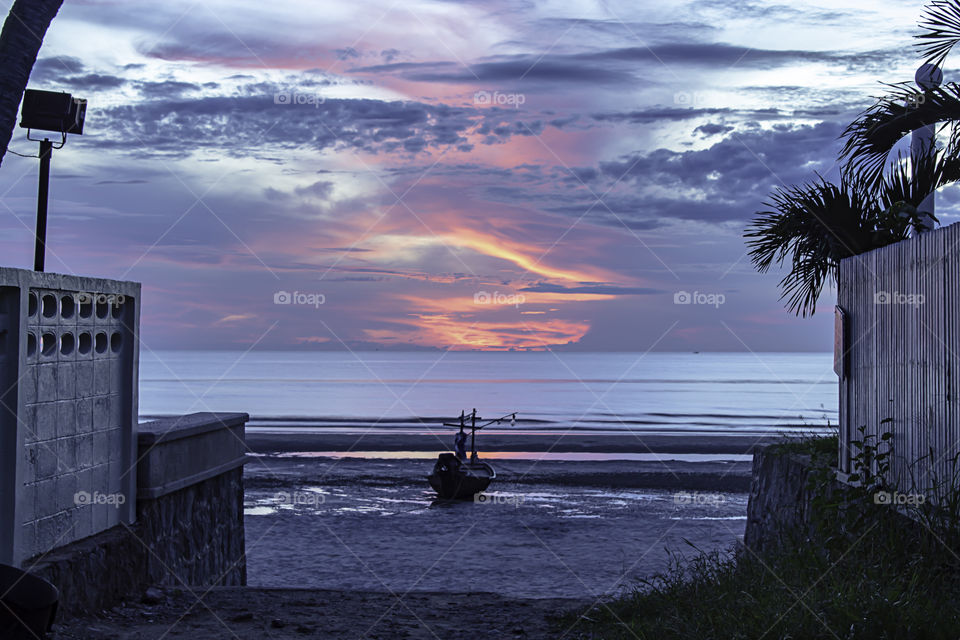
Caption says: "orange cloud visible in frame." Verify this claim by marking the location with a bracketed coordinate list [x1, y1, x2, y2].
[444, 227, 607, 282]
[394, 292, 613, 315]
[369, 292, 606, 349]
[214, 313, 255, 325]
[365, 315, 588, 350]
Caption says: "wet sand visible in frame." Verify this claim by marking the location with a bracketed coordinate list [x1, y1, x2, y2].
[243, 457, 749, 598]
[245, 429, 785, 456]
[248, 454, 754, 491]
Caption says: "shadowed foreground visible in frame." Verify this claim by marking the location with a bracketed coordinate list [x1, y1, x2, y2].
[49, 587, 585, 639]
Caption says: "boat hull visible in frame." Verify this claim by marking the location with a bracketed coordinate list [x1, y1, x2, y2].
[427, 454, 495, 499]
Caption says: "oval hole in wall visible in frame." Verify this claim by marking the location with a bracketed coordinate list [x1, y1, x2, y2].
[78, 332, 92, 355]
[95, 297, 109, 319]
[60, 333, 75, 356]
[94, 332, 107, 354]
[41, 294, 57, 318]
[60, 295, 75, 319]
[41, 332, 56, 357]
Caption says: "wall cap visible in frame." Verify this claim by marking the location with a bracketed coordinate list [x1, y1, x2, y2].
[138, 412, 249, 445]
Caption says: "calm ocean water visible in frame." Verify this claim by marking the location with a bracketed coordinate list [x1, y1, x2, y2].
[139, 351, 837, 435]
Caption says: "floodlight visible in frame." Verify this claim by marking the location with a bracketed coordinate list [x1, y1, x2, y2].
[19, 89, 86, 136]
[17, 89, 88, 272]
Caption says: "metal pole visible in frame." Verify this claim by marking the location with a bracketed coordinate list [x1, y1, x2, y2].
[33, 138, 52, 271]
[913, 64, 942, 234]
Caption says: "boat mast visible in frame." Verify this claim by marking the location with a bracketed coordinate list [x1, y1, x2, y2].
[442, 409, 517, 461]
[470, 408, 477, 460]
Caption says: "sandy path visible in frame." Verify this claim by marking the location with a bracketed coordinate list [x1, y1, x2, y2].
[49, 587, 587, 639]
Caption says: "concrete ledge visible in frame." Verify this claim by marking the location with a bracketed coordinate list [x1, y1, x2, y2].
[0, 267, 141, 299]
[137, 412, 249, 500]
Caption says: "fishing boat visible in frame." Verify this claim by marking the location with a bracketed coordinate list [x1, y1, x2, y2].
[427, 409, 516, 500]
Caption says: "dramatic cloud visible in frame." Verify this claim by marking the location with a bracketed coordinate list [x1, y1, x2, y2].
[0, 0, 939, 352]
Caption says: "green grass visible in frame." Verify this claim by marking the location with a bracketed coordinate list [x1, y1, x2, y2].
[768, 432, 838, 459]
[558, 435, 960, 639]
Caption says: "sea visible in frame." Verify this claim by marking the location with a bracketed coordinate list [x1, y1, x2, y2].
[139, 350, 837, 596]
[139, 350, 838, 435]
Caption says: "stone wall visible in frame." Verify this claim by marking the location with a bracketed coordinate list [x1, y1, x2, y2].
[744, 447, 819, 555]
[745, 443, 931, 559]
[138, 467, 246, 588]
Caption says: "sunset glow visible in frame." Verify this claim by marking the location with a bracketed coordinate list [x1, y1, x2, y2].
[0, 0, 918, 351]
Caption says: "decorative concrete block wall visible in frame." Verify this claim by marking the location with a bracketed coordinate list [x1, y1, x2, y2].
[0, 267, 139, 566]
[28, 412, 249, 617]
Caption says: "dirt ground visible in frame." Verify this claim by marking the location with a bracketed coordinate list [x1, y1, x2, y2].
[48, 587, 590, 639]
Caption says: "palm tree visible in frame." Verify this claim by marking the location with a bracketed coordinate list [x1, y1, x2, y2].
[0, 0, 65, 169]
[746, 155, 957, 316]
[746, 0, 960, 316]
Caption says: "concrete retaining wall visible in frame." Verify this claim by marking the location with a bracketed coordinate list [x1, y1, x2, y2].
[744, 447, 818, 554]
[137, 413, 248, 587]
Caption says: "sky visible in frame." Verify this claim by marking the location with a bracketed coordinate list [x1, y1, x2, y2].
[0, 0, 952, 352]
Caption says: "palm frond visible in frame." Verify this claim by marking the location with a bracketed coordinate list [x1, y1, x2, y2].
[917, 0, 960, 67]
[878, 148, 957, 209]
[840, 82, 960, 186]
[744, 176, 878, 316]
[743, 157, 952, 317]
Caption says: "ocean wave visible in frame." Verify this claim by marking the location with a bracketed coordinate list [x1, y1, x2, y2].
[139, 377, 833, 385]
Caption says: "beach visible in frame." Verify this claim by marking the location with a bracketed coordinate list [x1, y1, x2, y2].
[48, 443, 753, 639]
[45, 350, 830, 638]
[243, 447, 751, 598]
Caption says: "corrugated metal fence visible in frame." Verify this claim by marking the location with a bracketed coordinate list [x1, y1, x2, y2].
[838, 222, 960, 496]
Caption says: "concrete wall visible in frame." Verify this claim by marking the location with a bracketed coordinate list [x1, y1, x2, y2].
[745, 445, 924, 557]
[0, 268, 140, 566]
[136, 413, 248, 587]
[27, 412, 249, 617]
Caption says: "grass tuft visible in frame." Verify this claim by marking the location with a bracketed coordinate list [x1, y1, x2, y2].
[559, 434, 960, 639]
